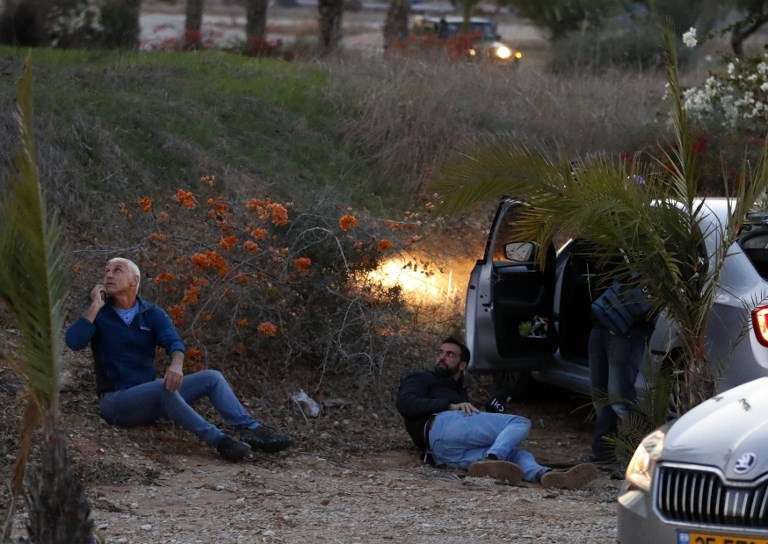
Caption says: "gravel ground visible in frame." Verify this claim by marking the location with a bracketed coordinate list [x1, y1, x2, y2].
[1, 326, 620, 544]
[71, 451, 619, 544]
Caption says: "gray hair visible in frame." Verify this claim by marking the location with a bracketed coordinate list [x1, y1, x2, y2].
[108, 257, 141, 293]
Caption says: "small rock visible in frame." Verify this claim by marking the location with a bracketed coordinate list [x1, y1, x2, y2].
[262, 529, 275, 537]
[140, 524, 152, 531]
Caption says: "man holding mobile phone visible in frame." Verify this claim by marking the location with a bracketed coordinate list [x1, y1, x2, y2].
[66, 257, 292, 461]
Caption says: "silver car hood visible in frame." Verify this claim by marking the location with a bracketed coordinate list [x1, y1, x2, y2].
[662, 377, 768, 481]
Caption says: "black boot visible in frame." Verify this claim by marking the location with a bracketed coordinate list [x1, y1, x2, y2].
[239, 425, 293, 453]
[216, 435, 251, 462]
[591, 406, 618, 463]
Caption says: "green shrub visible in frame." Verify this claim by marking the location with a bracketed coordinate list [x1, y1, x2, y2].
[551, 22, 691, 72]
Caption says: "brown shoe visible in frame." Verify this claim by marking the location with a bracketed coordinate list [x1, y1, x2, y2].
[540, 463, 599, 489]
[467, 460, 523, 483]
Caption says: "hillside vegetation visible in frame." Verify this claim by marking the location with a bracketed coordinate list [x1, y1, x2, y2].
[0, 48, 384, 232]
[0, 47, 670, 232]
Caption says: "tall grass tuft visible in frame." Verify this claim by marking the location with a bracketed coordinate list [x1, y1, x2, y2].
[328, 57, 664, 194]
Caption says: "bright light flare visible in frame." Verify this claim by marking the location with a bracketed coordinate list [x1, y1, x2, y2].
[495, 45, 512, 60]
[366, 256, 462, 305]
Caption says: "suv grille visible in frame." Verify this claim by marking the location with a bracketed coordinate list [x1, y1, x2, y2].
[657, 465, 768, 527]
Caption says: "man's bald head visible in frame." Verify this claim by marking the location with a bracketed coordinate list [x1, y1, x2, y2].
[104, 258, 141, 296]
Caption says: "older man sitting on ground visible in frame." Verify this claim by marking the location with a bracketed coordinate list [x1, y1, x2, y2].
[65, 257, 291, 461]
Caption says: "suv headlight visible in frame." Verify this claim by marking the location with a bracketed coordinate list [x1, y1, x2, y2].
[495, 45, 512, 60]
[625, 429, 665, 492]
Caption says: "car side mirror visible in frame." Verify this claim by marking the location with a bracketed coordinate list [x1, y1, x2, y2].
[504, 242, 535, 264]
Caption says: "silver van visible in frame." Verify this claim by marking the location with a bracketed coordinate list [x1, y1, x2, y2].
[464, 196, 768, 398]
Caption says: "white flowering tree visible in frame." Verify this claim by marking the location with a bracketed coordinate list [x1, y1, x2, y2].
[682, 26, 768, 128]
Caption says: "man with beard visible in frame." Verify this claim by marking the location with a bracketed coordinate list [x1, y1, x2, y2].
[396, 337, 598, 488]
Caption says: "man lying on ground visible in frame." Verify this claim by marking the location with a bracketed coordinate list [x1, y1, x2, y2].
[396, 337, 598, 488]
[65, 257, 292, 462]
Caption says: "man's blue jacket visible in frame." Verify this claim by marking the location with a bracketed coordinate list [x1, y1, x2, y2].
[65, 297, 186, 394]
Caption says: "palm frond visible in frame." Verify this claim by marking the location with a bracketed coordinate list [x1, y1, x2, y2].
[0, 56, 69, 536]
[0, 56, 67, 412]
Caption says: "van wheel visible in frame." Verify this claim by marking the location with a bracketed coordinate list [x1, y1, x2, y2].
[492, 370, 533, 402]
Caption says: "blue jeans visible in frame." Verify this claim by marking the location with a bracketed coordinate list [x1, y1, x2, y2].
[428, 411, 548, 482]
[588, 326, 647, 456]
[99, 369, 260, 447]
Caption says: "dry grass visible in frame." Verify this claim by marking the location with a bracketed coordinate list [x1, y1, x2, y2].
[326, 57, 666, 192]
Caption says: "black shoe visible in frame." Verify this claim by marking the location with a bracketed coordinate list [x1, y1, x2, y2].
[239, 425, 293, 453]
[216, 435, 251, 462]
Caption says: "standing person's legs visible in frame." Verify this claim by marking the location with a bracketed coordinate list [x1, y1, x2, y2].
[607, 330, 647, 419]
[178, 369, 261, 429]
[429, 411, 548, 481]
[588, 326, 617, 459]
[100, 379, 226, 446]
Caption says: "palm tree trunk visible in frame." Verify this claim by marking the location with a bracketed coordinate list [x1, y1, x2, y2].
[185, 0, 204, 49]
[383, 0, 408, 51]
[245, 0, 269, 42]
[461, 0, 473, 33]
[25, 427, 95, 544]
[731, 11, 768, 58]
[0, 0, 51, 46]
[101, 0, 142, 48]
[318, 0, 343, 54]
[123, 0, 142, 49]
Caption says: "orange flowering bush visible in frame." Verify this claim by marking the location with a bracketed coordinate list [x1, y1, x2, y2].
[154, 272, 175, 283]
[187, 347, 203, 359]
[114, 184, 413, 377]
[174, 189, 198, 209]
[293, 257, 312, 271]
[339, 214, 358, 231]
[250, 228, 268, 240]
[219, 235, 238, 251]
[257, 321, 278, 337]
[138, 196, 153, 213]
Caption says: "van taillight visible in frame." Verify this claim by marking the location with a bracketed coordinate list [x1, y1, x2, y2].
[752, 306, 768, 347]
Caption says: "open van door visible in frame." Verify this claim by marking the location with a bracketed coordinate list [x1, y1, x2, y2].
[465, 198, 557, 372]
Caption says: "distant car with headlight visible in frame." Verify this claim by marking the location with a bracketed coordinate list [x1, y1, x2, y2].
[619, 377, 768, 543]
[411, 16, 522, 64]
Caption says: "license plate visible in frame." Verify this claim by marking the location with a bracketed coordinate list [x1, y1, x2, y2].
[678, 531, 768, 544]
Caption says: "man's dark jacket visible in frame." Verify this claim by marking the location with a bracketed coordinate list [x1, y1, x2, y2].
[65, 297, 185, 394]
[396, 370, 468, 451]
